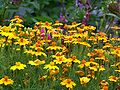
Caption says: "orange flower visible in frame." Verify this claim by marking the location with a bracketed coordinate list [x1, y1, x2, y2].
[100, 80, 109, 90]
[78, 60, 86, 68]
[49, 70, 59, 76]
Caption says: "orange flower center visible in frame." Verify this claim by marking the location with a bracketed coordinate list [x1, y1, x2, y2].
[20, 38, 24, 42]
[16, 62, 21, 66]
[66, 79, 72, 84]
[37, 48, 41, 52]
[4, 76, 8, 82]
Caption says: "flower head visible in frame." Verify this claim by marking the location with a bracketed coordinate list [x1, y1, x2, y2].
[0, 76, 14, 85]
[10, 62, 26, 71]
[28, 59, 45, 66]
[14, 38, 29, 46]
[80, 77, 90, 84]
[108, 76, 118, 82]
[60, 78, 76, 89]
[44, 61, 59, 70]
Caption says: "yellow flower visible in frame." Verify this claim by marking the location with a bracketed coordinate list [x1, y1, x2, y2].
[108, 76, 118, 82]
[85, 59, 98, 67]
[78, 60, 86, 68]
[52, 52, 64, 58]
[0, 76, 14, 85]
[64, 36, 74, 43]
[89, 66, 98, 71]
[47, 42, 62, 50]
[80, 77, 90, 84]
[14, 38, 29, 46]
[10, 16, 23, 23]
[111, 25, 120, 30]
[39, 75, 47, 81]
[49, 70, 59, 76]
[111, 48, 120, 57]
[28, 59, 45, 66]
[44, 61, 59, 70]
[30, 41, 45, 50]
[67, 56, 81, 64]
[111, 62, 120, 67]
[60, 79, 76, 89]
[87, 25, 96, 31]
[99, 65, 105, 71]
[103, 43, 113, 49]
[24, 50, 35, 55]
[53, 56, 67, 64]
[73, 38, 81, 44]
[42, 21, 52, 29]
[53, 21, 63, 26]
[34, 48, 47, 57]
[115, 70, 120, 72]
[79, 42, 91, 47]
[10, 62, 26, 71]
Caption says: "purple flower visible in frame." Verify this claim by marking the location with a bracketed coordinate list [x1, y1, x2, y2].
[47, 33, 51, 40]
[40, 28, 45, 39]
[60, 13, 68, 23]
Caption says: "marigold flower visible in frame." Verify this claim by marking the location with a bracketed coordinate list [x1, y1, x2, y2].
[14, 38, 29, 46]
[53, 56, 67, 64]
[75, 70, 84, 76]
[47, 42, 62, 50]
[100, 80, 109, 90]
[60, 79, 76, 89]
[67, 56, 80, 64]
[34, 48, 47, 57]
[44, 62, 59, 70]
[99, 65, 105, 71]
[108, 76, 118, 82]
[52, 52, 64, 58]
[111, 48, 120, 57]
[49, 70, 59, 76]
[79, 42, 91, 47]
[39, 75, 47, 81]
[10, 62, 26, 71]
[53, 21, 63, 26]
[28, 59, 45, 66]
[78, 60, 86, 68]
[111, 26, 120, 30]
[103, 43, 113, 49]
[10, 16, 23, 23]
[89, 66, 98, 71]
[24, 50, 35, 55]
[100, 80, 108, 85]
[80, 77, 90, 84]
[115, 69, 120, 72]
[0, 76, 14, 85]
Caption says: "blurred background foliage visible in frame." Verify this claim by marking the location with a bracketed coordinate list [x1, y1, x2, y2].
[0, 0, 120, 29]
